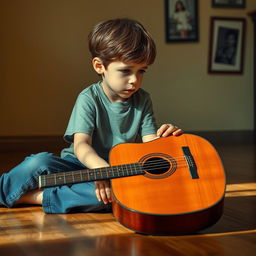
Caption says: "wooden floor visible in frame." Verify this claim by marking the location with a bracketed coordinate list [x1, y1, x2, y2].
[0, 133, 255, 255]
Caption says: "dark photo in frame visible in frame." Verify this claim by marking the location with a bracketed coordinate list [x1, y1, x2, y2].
[212, 0, 246, 8]
[165, 0, 199, 42]
[208, 17, 246, 74]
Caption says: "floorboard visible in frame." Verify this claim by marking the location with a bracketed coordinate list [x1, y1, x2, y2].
[0, 133, 255, 255]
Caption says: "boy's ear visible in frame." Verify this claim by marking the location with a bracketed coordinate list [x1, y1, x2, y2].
[92, 57, 105, 75]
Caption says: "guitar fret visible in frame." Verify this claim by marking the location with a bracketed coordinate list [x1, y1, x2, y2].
[114, 166, 118, 177]
[85, 170, 89, 181]
[73, 171, 82, 183]
[89, 170, 94, 181]
[118, 166, 121, 177]
[108, 168, 111, 178]
[40, 176, 45, 187]
[109, 167, 114, 178]
[131, 163, 135, 175]
[129, 164, 133, 175]
[111, 168, 114, 178]
[119, 166, 122, 176]
[130, 164, 134, 174]
[115, 166, 120, 177]
[39, 162, 144, 188]
[126, 164, 130, 176]
[82, 170, 86, 182]
[110, 168, 113, 178]
[123, 165, 127, 176]
[127, 165, 130, 175]
[58, 175, 64, 185]
[97, 169, 102, 180]
[112, 167, 115, 178]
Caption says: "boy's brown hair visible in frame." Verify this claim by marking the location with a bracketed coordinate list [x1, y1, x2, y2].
[88, 18, 156, 67]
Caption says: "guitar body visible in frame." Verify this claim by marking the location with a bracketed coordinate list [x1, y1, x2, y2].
[110, 134, 226, 235]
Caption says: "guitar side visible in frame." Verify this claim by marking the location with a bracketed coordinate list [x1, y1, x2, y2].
[110, 134, 226, 235]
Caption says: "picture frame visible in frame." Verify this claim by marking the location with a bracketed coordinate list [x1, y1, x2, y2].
[208, 17, 246, 74]
[164, 0, 199, 43]
[212, 0, 246, 8]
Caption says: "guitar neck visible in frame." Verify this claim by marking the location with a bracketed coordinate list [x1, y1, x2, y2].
[38, 162, 144, 188]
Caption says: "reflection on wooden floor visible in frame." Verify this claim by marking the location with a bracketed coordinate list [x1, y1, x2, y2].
[225, 183, 256, 197]
[0, 134, 255, 255]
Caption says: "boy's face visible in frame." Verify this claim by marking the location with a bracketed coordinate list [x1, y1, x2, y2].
[98, 60, 148, 102]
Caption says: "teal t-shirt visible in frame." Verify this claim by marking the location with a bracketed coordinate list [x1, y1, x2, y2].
[61, 81, 157, 161]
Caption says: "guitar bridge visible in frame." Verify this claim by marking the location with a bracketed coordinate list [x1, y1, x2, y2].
[182, 147, 199, 179]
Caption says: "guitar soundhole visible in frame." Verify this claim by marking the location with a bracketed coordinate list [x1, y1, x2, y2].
[143, 157, 170, 175]
[140, 153, 177, 179]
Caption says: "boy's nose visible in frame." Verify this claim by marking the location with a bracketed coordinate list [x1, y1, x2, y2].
[129, 74, 138, 84]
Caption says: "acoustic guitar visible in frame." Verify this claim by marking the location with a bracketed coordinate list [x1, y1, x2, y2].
[38, 134, 226, 235]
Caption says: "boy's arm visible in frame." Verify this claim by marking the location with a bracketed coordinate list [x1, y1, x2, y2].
[142, 124, 182, 143]
[74, 133, 112, 204]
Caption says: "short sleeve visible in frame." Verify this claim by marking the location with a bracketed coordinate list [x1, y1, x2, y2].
[63, 93, 96, 143]
[139, 93, 157, 137]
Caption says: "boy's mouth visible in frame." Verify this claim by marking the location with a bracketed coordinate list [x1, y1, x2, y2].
[124, 86, 136, 92]
[123, 89, 136, 94]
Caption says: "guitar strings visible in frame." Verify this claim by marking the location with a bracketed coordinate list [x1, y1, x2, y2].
[46, 157, 189, 177]
[45, 158, 189, 178]
[41, 156, 191, 185]
[50, 157, 189, 177]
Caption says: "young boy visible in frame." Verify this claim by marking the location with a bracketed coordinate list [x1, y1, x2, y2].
[0, 18, 182, 213]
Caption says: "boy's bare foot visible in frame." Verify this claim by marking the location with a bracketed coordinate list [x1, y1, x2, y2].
[15, 189, 43, 205]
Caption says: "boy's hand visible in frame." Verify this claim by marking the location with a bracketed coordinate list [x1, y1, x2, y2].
[157, 124, 182, 137]
[95, 180, 112, 204]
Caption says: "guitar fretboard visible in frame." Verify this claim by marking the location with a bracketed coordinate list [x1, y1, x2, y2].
[38, 162, 144, 188]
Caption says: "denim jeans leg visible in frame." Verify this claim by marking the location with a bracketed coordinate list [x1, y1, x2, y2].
[0, 152, 58, 207]
[42, 155, 109, 214]
[43, 182, 109, 214]
[0, 152, 109, 213]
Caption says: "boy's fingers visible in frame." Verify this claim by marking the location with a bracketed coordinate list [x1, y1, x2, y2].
[157, 124, 183, 137]
[105, 186, 112, 202]
[173, 128, 183, 136]
[157, 124, 169, 136]
[95, 182, 102, 201]
[162, 125, 176, 137]
[100, 189, 108, 204]
[158, 124, 176, 137]
[96, 182, 106, 202]
[95, 180, 112, 204]
[103, 180, 112, 203]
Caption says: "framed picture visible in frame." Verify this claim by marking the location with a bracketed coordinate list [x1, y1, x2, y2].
[208, 17, 246, 74]
[165, 0, 199, 42]
[212, 0, 246, 8]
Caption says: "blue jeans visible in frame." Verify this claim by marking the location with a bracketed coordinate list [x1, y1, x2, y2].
[0, 152, 110, 213]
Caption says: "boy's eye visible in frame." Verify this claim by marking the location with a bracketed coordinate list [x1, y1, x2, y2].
[118, 69, 147, 75]
[119, 69, 131, 74]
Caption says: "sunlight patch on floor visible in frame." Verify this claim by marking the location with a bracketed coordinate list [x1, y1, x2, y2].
[225, 183, 256, 197]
